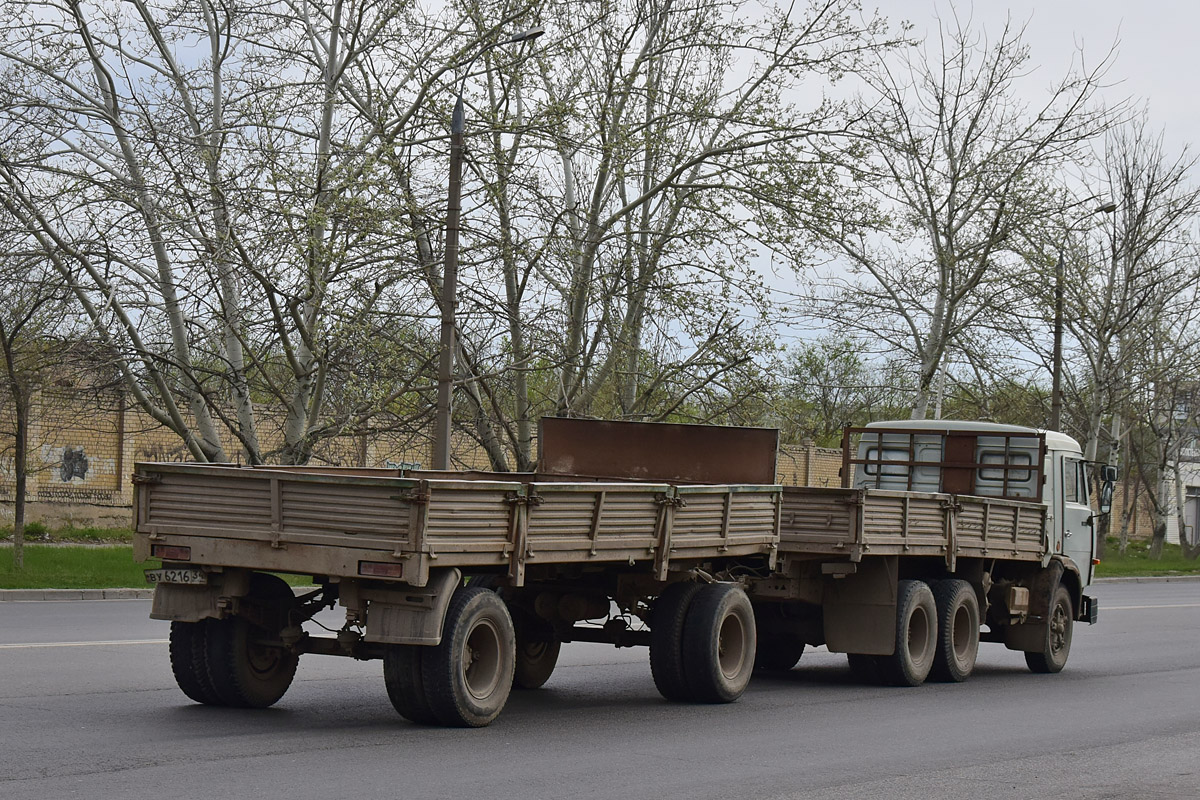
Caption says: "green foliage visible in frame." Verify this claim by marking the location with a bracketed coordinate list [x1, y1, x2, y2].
[772, 337, 914, 446]
[0, 546, 315, 588]
[1095, 538, 1200, 577]
[0, 546, 159, 588]
[2, 523, 130, 543]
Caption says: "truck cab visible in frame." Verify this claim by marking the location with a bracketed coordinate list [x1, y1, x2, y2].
[849, 420, 1106, 589]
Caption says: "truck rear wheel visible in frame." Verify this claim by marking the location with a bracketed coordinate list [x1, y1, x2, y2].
[420, 585, 516, 727]
[384, 644, 439, 724]
[930, 579, 980, 683]
[514, 637, 560, 690]
[682, 583, 757, 703]
[754, 635, 805, 673]
[877, 579, 937, 687]
[752, 604, 805, 673]
[169, 620, 221, 705]
[205, 573, 299, 708]
[1025, 583, 1073, 674]
[846, 653, 882, 684]
[650, 582, 703, 701]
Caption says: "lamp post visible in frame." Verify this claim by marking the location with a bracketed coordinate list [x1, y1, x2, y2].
[432, 26, 545, 470]
[1050, 201, 1117, 432]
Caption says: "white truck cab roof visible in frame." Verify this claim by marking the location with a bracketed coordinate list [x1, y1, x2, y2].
[862, 419, 1084, 458]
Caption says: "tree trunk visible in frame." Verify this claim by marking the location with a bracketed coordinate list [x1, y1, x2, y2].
[1148, 516, 1167, 560]
[12, 388, 28, 570]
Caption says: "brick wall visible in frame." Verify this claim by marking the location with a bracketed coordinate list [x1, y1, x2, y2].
[776, 443, 844, 488]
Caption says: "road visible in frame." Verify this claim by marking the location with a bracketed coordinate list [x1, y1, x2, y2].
[1, 581, 1199, 800]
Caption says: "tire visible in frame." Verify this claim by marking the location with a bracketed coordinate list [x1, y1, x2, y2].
[754, 635, 805, 673]
[876, 579, 937, 687]
[650, 582, 702, 701]
[384, 644, 440, 724]
[752, 604, 805, 673]
[420, 586, 516, 727]
[205, 573, 299, 709]
[846, 653, 882, 684]
[168, 620, 221, 705]
[513, 637, 560, 690]
[466, 574, 501, 592]
[929, 579, 980, 683]
[682, 583, 757, 703]
[1025, 583, 1074, 674]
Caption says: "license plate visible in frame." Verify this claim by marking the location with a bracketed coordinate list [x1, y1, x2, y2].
[145, 568, 208, 586]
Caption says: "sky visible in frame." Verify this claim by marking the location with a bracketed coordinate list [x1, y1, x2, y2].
[760, 0, 1195, 349]
[888, 0, 1195, 154]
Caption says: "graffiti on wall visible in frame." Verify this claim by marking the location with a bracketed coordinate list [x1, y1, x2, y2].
[60, 446, 89, 481]
[136, 442, 192, 463]
[39, 444, 115, 483]
[36, 487, 117, 503]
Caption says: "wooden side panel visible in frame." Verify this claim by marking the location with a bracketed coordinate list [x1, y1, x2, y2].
[777, 487, 859, 554]
[423, 483, 521, 556]
[525, 483, 666, 562]
[860, 492, 947, 552]
[672, 486, 779, 555]
[955, 499, 1046, 560]
[139, 465, 415, 552]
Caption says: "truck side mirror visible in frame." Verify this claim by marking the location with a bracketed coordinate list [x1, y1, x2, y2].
[1098, 481, 1114, 515]
[1097, 464, 1117, 515]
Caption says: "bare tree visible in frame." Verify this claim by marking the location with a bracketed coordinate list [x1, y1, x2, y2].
[0, 231, 77, 568]
[424, 0, 898, 470]
[0, 0, 475, 464]
[799, 13, 1115, 418]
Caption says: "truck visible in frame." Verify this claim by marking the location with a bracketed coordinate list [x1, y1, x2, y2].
[133, 417, 1114, 727]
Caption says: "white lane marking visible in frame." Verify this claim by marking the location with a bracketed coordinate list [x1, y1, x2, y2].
[1104, 603, 1200, 610]
[0, 639, 167, 650]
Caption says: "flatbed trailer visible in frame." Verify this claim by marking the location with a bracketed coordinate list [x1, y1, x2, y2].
[135, 418, 1108, 726]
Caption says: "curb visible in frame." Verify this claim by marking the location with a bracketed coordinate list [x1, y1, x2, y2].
[1092, 575, 1200, 584]
[0, 588, 154, 602]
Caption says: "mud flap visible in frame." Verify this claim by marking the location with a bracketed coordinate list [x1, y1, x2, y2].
[149, 569, 250, 622]
[822, 557, 898, 655]
[363, 567, 462, 646]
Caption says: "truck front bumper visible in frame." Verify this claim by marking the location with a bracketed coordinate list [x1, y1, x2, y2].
[1079, 593, 1099, 624]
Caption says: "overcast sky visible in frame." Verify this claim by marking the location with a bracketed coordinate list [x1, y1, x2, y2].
[888, 0, 1195, 154]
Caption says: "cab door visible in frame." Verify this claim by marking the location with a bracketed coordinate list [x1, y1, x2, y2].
[1060, 456, 1095, 586]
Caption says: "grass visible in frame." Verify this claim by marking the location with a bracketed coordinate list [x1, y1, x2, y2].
[2, 532, 1197, 589]
[1094, 538, 1200, 578]
[1, 524, 133, 544]
[0, 545, 160, 589]
[0, 545, 316, 589]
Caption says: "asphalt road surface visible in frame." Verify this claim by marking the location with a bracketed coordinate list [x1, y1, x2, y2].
[2, 581, 1199, 800]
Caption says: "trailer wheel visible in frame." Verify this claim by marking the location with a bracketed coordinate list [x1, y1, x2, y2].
[752, 604, 805, 673]
[754, 635, 805, 673]
[420, 585, 515, 727]
[650, 582, 703, 701]
[384, 645, 439, 724]
[206, 573, 299, 708]
[513, 637, 560, 690]
[682, 583, 757, 703]
[1025, 583, 1073, 674]
[169, 620, 221, 705]
[930, 579, 980, 683]
[877, 579, 937, 687]
[846, 653, 882, 684]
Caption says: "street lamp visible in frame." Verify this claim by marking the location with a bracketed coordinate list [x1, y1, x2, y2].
[1050, 201, 1117, 432]
[432, 26, 545, 470]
